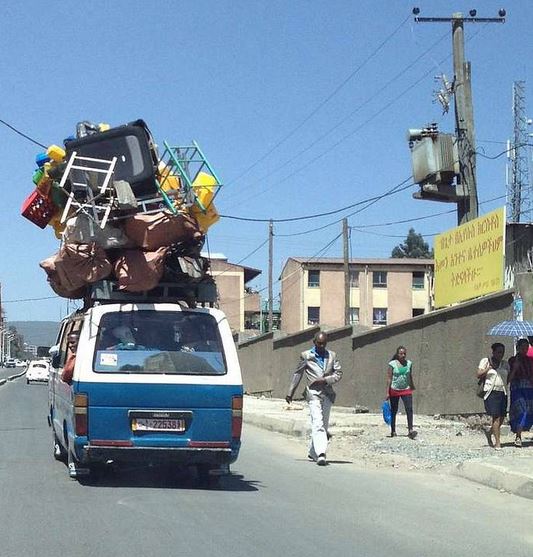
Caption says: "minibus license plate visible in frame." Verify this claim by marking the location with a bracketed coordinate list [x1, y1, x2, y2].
[132, 418, 186, 432]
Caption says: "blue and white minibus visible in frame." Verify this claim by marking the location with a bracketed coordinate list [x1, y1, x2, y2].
[48, 302, 243, 483]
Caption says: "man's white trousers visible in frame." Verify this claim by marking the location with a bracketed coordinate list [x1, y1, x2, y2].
[308, 396, 332, 459]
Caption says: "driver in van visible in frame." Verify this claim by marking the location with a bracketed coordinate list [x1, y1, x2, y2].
[61, 332, 79, 383]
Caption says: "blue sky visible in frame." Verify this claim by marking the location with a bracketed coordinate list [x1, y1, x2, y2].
[1, 0, 531, 322]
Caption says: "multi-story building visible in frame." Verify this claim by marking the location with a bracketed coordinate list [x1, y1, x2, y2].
[208, 254, 261, 333]
[280, 257, 433, 334]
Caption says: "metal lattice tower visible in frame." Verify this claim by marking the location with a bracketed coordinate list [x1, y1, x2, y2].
[507, 81, 531, 222]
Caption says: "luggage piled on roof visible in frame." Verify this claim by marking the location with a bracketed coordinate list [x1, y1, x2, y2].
[21, 119, 222, 305]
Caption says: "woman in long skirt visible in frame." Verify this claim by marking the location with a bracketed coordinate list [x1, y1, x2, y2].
[508, 338, 533, 447]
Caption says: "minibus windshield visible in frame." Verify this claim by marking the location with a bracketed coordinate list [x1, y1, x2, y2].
[93, 310, 227, 375]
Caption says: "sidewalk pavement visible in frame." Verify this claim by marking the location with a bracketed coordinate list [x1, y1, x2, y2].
[244, 395, 533, 501]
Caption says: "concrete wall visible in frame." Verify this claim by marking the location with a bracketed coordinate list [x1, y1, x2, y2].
[237, 289, 516, 415]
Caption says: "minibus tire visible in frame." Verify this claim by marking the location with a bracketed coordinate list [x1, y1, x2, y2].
[196, 464, 221, 488]
[53, 431, 66, 462]
[66, 438, 89, 480]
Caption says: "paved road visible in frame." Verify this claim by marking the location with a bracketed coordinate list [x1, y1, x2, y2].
[1, 377, 533, 557]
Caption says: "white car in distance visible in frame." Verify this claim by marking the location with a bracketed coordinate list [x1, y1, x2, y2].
[26, 360, 50, 384]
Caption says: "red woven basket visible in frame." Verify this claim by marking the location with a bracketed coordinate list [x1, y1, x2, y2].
[21, 189, 56, 229]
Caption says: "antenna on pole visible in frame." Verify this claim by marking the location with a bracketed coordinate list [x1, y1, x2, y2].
[507, 80, 531, 223]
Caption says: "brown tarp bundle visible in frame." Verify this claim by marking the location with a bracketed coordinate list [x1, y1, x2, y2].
[123, 211, 202, 250]
[54, 243, 113, 290]
[40, 243, 112, 297]
[114, 247, 168, 292]
[39, 253, 86, 299]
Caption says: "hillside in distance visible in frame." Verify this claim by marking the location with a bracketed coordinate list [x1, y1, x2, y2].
[8, 321, 60, 346]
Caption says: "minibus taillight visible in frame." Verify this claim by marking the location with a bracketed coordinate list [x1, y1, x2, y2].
[232, 396, 243, 439]
[74, 393, 88, 436]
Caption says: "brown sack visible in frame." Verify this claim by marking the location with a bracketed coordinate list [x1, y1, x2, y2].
[123, 211, 202, 250]
[54, 243, 112, 291]
[113, 247, 168, 292]
[39, 253, 86, 299]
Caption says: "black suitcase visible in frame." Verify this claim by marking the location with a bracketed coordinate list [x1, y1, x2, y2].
[65, 120, 159, 197]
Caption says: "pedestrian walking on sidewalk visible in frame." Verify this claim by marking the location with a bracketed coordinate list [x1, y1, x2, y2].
[477, 342, 509, 450]
[508, 338, 533, 447]
[385, 346, 417, 439]
[285, 331, 342, 466]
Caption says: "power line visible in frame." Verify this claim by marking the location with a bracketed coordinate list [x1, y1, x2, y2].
[476, 143, 533, 160]
[275, 177, 414, 237]
[230, 24, 488, 208]
[2, 296, 58, 303]
[0, 119, 47, 149]
[349, 193, 507, 238]
[227, 15, 410, 186]
[224, 30, 449, 204]
[221, 176, 414, 223]
[221, 231, 344, 323]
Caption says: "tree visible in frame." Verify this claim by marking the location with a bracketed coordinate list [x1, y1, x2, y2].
[391, 228, 434, 259]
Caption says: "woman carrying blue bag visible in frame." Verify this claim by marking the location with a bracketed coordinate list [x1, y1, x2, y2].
[385, 346, 417, 439]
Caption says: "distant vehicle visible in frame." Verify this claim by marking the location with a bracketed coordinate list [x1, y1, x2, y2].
[5, 358, 16, 368]
[15, 359, 25, 367]
[26, 360, 50, 383]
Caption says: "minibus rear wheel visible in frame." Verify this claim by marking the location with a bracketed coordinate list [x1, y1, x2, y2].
[67, 442, 90, 480]
[196, 464, 221, 488]
[53, 431, 66, 462]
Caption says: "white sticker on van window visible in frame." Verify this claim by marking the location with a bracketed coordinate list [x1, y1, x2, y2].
[100, 353, 118, 366]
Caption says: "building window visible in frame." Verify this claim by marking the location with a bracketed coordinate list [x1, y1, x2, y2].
[308, 270, 320, 288]
[307, 306, 320, 325]
[349, 307, 359, 324]
[373, 308, 387, 325]
[412, 271, 425, 289]
[412, 308, 425, 318]
[373, 271, 387, 288]
[349, 270, 359, 288]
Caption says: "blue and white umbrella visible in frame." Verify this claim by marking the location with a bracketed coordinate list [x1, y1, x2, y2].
[487, 320, 533, 337]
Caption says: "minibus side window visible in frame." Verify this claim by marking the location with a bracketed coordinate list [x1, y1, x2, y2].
[58, 321, 83, 367]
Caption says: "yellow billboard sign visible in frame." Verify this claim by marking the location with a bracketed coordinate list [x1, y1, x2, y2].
[434, 207, 505, 308]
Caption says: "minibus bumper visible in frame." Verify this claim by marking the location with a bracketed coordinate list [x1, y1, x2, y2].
[82, 445, 236, 465]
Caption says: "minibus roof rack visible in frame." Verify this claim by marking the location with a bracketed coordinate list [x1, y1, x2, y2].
[86, 279, 217, 307]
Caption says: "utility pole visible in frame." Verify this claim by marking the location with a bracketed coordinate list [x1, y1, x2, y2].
[452, 13, 478, 224]
[268, 219, 273, 333]
[413, 8, 505, 224]
[343, 219, 350, 326]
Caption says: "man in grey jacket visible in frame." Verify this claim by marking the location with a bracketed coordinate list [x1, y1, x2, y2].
[285, 331, 342, 466]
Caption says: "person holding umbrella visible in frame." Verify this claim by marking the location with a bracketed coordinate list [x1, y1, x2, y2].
[508, 338, 533, 447]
